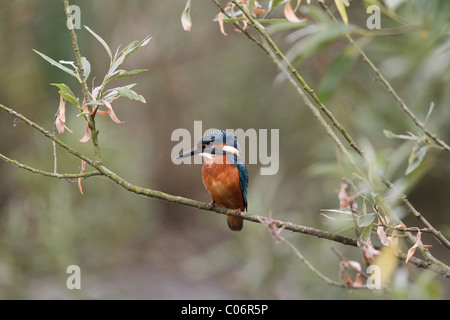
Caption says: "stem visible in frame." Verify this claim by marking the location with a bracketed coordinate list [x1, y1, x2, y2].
[1, 102, 449, 278]
[231, 0, 364, 158]
[64, 0, 102, 163]
[319, 1, 450, 152]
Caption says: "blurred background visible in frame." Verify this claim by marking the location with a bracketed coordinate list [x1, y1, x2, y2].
[0, 0, 449, 299]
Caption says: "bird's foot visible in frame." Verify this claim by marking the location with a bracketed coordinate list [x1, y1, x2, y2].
[236, 208, 242, 216]
[209, 200, 216, 210]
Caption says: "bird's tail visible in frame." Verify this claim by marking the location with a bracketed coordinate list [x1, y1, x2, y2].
[227, 215, 243, 231]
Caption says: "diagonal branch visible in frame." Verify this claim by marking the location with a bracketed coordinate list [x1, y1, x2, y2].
[319, 1, 450, 152]
[1, 102, 449, 278]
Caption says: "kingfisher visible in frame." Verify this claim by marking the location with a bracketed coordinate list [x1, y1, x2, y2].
[177, 130, 248, 231]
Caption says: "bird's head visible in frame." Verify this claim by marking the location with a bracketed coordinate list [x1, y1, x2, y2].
[177, 130, 241, 161]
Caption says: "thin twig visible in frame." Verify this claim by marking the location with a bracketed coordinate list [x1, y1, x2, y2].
[1, 102, 449, 278]
[282, 236, 370, 289]
[0, 152, 101, 180]
[230, 0, 364, 157]
[319, 1, 450, 152]
[64, 0, 102, 163]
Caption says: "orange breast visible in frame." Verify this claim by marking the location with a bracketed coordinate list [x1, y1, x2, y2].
[202, 155, 245, 211]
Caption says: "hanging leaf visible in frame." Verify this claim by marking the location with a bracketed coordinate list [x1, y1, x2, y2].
[50, 83, 79, 107]
[181, 0, 192, 32]
[78, 160, 87, 195]
[55, 95, 73, 135]
[405, 230, 432, 263]
[80, 121, 91, 143]
[405, 144, 430, 175]
[284, 1, 303, 23]
[218, 12, 228, 36]
[101, 100, 124, 124]
[334, 0, 350, 25]
[317, 45, 359, 102]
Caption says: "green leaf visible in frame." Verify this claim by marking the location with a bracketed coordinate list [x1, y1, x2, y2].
[84, 25, 112, 60]
[383, 129, 418, 141]
[317, 45, 358, 102]
[116, 87, 146, 103]
[357, 212, 376, 227]
[33, 49, 78, 79]
[406, 145, 430, 175]
[269, 0, 285, 9]
[107, 69, 148, 81]
[109, 36, 151, 77]
[286, 22, 356, 65]
[81, 56, 91, 80]
[181, 0, 192, 32]
[249, 0, 254, 14]
[334, 0, 350, 25]
[50, 83, 79, 107]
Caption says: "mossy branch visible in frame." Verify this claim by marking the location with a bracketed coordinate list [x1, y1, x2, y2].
[319, 1, 450, 152]
[1, 102, 450, 278]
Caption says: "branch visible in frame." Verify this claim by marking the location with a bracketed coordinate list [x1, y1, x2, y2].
[223, 1, 450, 277]
[230, 0, 364, 158]
[64, 0, 102, 163]
[0, 152, 101, 180]
[319, 1, 450, 152]
[1, 102, 449, 278]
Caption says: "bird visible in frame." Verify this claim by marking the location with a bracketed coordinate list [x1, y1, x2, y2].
[177, 130, 248, 231]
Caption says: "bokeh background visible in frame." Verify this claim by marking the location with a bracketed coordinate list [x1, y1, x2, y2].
[0, 0, 449, 299]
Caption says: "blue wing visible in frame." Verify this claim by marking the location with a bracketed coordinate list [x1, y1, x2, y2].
[237, 163, 248, 211]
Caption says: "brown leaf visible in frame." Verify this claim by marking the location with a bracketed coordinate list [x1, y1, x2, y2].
[78, 160, 86, 195]
[338, 182, 357, 211]
[80, 121, 91, 143]
[284, 1, 303, 23]
[218, 12, 228, 36]
[377, 225, 391, 246]
[405, 230, 432, 263]
[359, 238, 380, 263]
[100, 99, 124, 124]
[55, 96, 73, 135]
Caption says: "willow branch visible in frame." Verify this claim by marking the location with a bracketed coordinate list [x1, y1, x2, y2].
[0, 153, 100, 179]
[1, 102, 449, 277]
[230, 0, 364, 157]
[64, 0, 102, 163]
[319, 1, 450, 152]
[226, 1, 450, 273]
[281, 236, 369, 289]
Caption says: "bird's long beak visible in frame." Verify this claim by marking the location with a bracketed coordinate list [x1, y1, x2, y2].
[176, 146, 202, 159]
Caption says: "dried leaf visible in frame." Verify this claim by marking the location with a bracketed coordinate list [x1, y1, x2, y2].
[101, 99, 124, 124]
[377, 225, 391, 246]
[405, 230, 432, 263]
[78, 160, 86, 195]
[334, 0, 350, 25]
[80, 121, 91, 143]
[338, 182, 357, 211]
[284, 1, 303, 23]
[359, 238, 380, 263]
[181, 0, 192, 32]
[55, 96, 73, 135]
[218, 12, 228, 36]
